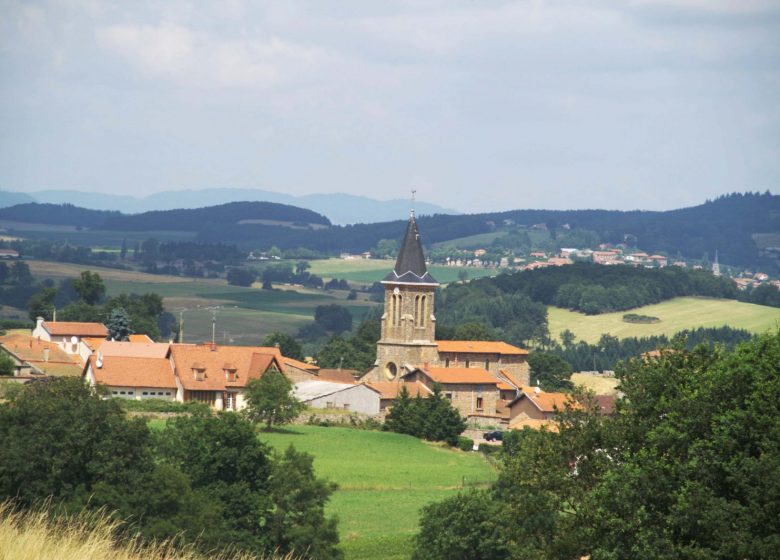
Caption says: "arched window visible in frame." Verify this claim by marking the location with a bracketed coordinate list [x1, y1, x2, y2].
[420, 295, 427, 327]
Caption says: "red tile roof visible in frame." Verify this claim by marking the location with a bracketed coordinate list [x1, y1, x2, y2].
[419, 367, 499, 385]
[43, 322, 108, 337]
[283, 356, 320, 372]
[512, 387, 580, 413]
[365, 381, 432, 399]
[98, 341, 170, 359]
[0, 333, 82, 376]
[170, 343, 283, 391]
[88, 355, 176, 389]
[437, 340, 528, 355]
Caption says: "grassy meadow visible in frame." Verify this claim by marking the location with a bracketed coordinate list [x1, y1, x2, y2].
[258, 425, 497, 560]
[548, 296, 780, 344]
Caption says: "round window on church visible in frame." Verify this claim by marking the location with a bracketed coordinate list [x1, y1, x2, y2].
[384, 362, 398, 380]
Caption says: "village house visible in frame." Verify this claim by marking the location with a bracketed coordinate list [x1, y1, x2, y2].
[0, 248, 20, 259]
[0, 333, 83, 378]
[364, 380, 432, 411]
[170, 343, 285, 411]
[294, 380, 381, 415]
[84, 351, 177, 401]
[31, 318, 108, 358]
[360, 212, 530, 421]
[507, 386, 580, 430]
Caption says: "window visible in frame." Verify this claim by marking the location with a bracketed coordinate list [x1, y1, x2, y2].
[343, 404, 350, 410]
[445, 358, 450, 368]
[326, 401, 334, 409]
[476, 397, 484, 410]
[120, 391, 126, 395]
[143, 391, 148, 396]
[226, 392, 235, 410]
[112, 391, 118, 395]
[465, 359, 470, 368]
[485, 359, 490, 369]
[445, 392, 453, 400]
[384, 362, 398, 380]
[166, 392, 171, 396]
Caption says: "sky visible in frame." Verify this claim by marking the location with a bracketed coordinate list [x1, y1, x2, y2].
[1, 0, 778, 214]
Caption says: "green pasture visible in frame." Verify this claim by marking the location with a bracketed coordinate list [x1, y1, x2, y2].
[548, 297, 780, 344]
[305, 258, 497, 285]
[258, 425, 496, 560]
[432, 231, 507, 250]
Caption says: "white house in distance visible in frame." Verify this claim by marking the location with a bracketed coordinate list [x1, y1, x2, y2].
[294, 380, 381, 415]
[32, 318, 108, 360]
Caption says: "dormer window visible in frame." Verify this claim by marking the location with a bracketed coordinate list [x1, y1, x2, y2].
[223, 363, 238, 382]
[191, 362, 206, 381]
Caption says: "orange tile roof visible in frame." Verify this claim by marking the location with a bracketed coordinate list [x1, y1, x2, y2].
[129, 334, 154, 343]
[43, 321, 108, 337]
[99, 341, 170, 359]
[437, 340, 528, 355]
[82, 337, 106, 351]
[513, 387, 580, 413]
[0, 333, 82, 377]
[419, 367, 499, 385]
[283, 356, 320, 372]
[499, 369, 525, 388]
[170, 343, 283, 391]
[365, 381, 432, 399]
[497, 381, 516, 391]
[509, 416, 558, 432]
[88, 355, 176, 389]
[318, 369, 358, 384]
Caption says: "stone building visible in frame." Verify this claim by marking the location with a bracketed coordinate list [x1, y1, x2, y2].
[360, 212, 530, 421]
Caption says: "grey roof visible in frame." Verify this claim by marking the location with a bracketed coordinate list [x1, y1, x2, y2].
[294, 380, 379, 401]
[382, 215, 438, 285]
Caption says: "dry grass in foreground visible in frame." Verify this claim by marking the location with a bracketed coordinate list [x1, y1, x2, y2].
[0, 501, 295, 560]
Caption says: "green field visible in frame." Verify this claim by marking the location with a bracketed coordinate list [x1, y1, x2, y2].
[548, 297, 780, 344]
[24, 260, 378, 344]
[258, 426, 496, 560]
[306, 258, 497, 285]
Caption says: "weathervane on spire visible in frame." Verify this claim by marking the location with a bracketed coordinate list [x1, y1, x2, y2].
[410, 189, 417, 218]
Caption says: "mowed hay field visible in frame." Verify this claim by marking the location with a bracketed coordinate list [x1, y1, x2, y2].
[548, 296, 780, 344]
[306, 258, 497, 285]
[259, 426, 497, 560]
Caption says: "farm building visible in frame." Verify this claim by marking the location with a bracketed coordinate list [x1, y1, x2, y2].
[294, 380, 381, 415]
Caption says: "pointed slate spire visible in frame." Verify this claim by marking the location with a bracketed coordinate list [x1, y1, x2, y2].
[382, 214, 438, 285]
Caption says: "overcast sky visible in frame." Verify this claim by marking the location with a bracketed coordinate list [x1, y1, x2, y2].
[1, 0, 778, 213]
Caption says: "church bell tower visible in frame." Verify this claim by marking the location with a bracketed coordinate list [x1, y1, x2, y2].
[371, 211, 440, 381]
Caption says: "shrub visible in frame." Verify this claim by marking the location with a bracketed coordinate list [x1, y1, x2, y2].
[457, 436, 474, 452]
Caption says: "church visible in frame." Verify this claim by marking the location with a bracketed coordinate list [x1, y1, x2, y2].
[361, 212, 530, 423]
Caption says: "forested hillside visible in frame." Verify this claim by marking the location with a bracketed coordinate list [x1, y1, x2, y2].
[2, 192, 777, 270]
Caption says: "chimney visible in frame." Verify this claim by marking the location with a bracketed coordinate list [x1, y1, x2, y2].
[43, 347, 49, 363]
[423, 362, 429, 370]
[273, 342, 280, 349]
[210, 343, 217, 352]
[96, 352, 103, 369]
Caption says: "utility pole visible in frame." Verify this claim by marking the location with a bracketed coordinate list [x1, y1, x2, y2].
[211, 309, 217, 345]
[178, 309, 184, 343]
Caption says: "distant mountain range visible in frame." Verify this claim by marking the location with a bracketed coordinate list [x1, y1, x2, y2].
[0, 188, 458, 225]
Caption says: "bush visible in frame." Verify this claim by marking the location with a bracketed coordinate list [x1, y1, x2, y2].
[457, 436, 474, 452]
[116, 399, 209, 414]
[622, 313, 660, 324]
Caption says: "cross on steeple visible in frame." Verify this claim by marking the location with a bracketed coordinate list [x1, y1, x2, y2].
[411, 189, 416, 219]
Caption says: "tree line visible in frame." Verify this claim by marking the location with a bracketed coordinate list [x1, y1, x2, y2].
[0, 378, 340, 559]
[412, 330, 780, 559]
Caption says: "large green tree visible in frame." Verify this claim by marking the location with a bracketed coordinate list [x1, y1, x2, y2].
[415, 332, 780, 559]
[73, 270, 106, 305]
[244, 368, 305, 429]
[263, 332, 304, 361]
